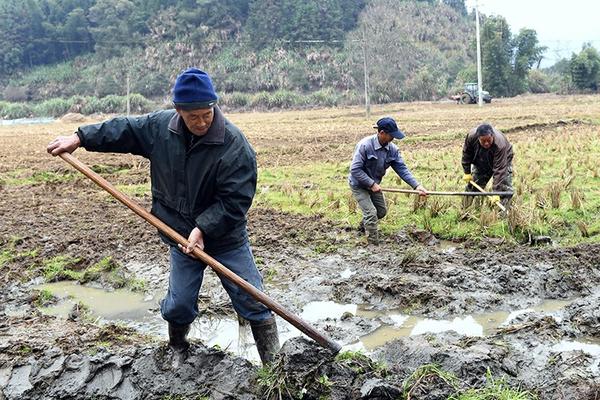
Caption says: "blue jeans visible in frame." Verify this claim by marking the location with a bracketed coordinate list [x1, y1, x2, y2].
[160, 242, 272, 325]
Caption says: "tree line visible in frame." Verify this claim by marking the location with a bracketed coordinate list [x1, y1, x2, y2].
[0, 0, 598, 115]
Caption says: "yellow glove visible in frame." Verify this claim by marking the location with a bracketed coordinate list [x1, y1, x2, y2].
[489, 195, 501, 204]
[463, 173, 473, 184]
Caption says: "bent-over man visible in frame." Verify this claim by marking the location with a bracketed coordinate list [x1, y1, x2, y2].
[47, 68, 280, 365]
[462, 123, 514, 208]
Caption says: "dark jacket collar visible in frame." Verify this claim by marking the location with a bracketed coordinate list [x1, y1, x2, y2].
[168, 106, 226, 145]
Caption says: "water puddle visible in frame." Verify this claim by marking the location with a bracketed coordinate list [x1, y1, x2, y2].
[37, 281, 265, 362]
[37, 282, 576, 362]
[37, 281, 152, 320]
[0, 117, 55, 126]
[297, 298, 572, 351]
[438, 240, 458, 254]
[300, 301, 357, 322]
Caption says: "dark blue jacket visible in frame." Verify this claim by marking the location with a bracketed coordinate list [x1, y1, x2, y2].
[77, 107, 256, 254]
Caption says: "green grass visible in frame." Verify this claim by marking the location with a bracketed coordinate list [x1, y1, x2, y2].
[449, 369, 537, 400]
[33, 288, 56, 307]
[115, 183, 150, 197]
[0, 169, 76, 186]
[254, 126, 600, 245]
[41, 254, 147, 291]
[335, 350, 388, 375]
[42, 255, 83, 281]
[1, 237, 38, 268]
[402, 364, 459, 397]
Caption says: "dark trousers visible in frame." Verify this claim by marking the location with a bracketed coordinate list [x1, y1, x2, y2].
[160, 243, 272, 326]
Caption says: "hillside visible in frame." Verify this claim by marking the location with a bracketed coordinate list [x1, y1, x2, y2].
[0, 0, 570, 119]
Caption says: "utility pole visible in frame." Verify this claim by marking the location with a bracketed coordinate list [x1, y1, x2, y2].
[126, 71, 131, 116]
[475, 0, 483, 107]
[361, 30, 371, 118]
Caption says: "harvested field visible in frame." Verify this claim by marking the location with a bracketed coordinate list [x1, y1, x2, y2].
[1, 94, 599, 399]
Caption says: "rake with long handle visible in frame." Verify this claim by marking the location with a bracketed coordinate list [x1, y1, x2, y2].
[58, 152, 342, 353]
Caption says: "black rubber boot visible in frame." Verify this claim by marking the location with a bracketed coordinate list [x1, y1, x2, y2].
[250, 318, 280, 365]
[366, 227, 379, 245]
[168, 322, 191, 353]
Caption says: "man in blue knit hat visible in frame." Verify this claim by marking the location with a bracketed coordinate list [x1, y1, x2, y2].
[47, 68, 280, 365]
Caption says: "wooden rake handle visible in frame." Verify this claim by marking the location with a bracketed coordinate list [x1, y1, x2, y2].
[469, 180, 507, 212]
[58, 152, 341, 353]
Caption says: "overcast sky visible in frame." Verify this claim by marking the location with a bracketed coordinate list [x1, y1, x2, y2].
[464, 0, 600, 67]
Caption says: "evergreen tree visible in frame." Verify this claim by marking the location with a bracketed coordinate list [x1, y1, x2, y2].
[570, 44, 600, 91]
[480, 16, 512, 97]
[511, 28, 545, 94]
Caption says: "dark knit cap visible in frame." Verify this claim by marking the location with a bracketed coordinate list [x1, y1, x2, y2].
[172, 68, 218, 110]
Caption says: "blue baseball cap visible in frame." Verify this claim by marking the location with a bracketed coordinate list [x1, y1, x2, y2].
[373, 117, 405, 139]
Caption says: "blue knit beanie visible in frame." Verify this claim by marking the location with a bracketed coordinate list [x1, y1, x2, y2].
[172, 68, 218, 110]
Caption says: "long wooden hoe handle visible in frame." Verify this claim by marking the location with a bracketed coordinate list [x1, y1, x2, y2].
[468, 180, 507, 212]
[58, 152, 342, 353]
[381, 188, 513, 196]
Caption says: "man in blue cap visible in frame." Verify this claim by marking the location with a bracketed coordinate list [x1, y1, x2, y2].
[348, 117, 427, 245]
[47, 68, 280, 365]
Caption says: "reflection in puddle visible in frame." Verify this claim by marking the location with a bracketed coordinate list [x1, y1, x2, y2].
[300, 301, 357, 322]
[37, 281, 262, 361]
[295, 299, 572, 351]
[37, 281, 152, 320]
[358, 298, 572, 350]
[38, 282, 577, 363]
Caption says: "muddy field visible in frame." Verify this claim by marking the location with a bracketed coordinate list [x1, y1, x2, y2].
[1, 95, 599, 399]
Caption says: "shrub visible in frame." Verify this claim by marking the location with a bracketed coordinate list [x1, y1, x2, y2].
[99, 95, 125, 113]
[3, 85, 30, 102]
[267, 90, 300, 108]
[128, 93, 154, 113]
[250, 91, 272, 108]
[80, 97, 103, 114]
[309, 88, 340, 107]
[222, 92, 252, 108]
[0, 103, 32, 119]
[528, 69, 551, 93]
[34, 98, 72, 117]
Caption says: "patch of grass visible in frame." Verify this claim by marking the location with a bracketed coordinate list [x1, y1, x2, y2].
[257, 358, 293, 400]
[449, 369, 537, 400]
[32, 288, 56, 307]
[115, 183, 150, 197]
[0, 236, 38, 269]
[0, 169, 76, 186]
[17, 345, 33, 355]
[403, 364, 459, 399]
[56, 256, 148, 291]
[335, 350, 387, 375]
[42, 255, 82, 282]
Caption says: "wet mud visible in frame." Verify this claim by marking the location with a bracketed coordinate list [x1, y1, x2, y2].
[1, 126, 599, 399]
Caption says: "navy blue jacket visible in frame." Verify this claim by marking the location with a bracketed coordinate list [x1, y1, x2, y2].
[77, 107, 256, 254]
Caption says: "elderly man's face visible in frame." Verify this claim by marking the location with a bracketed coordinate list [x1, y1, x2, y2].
[177, 107, 214, 136]
[478, 133, 494, 149]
